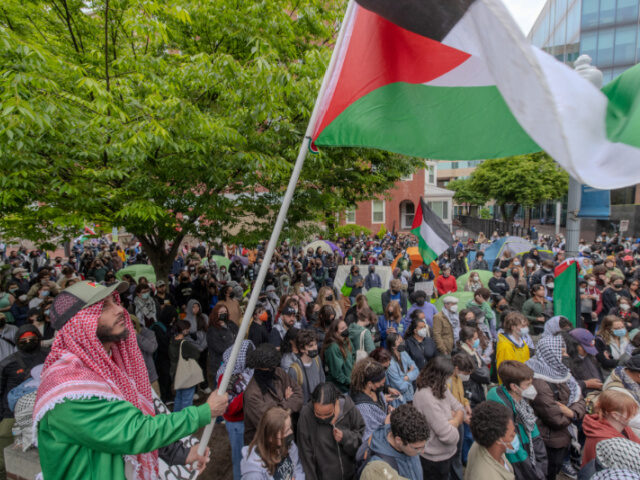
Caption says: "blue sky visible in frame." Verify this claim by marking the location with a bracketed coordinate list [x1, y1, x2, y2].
[503, 0, 547, 35]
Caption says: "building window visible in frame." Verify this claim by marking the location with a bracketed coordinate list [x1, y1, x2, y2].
[428, 201, 449, 220]
[614, 25, 637, 65]
[372, 200, 385, 224]
[451, 161, 459, 169]
[427, 166, 435, 184]
[345, 209, 356, 224]
[400, 201, 415, 230]
[582, 0, 599, 29]
[400, 174, 414, 181]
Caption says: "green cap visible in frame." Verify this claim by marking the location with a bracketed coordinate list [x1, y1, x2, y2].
[50, 280, 129, 330]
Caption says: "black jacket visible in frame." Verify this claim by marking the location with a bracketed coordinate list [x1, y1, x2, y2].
[248, 322, 269, 347]
[206, 321, 238, 373]
[565, 354, 603, 397]
[381, 290, 408, 317]
[404, 336, 437, 371]
[297, 396, 365, 480]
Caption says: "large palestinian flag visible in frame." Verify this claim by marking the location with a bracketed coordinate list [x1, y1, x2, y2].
[311, 0, 640, 190]
[411, 197, 453, 266]
[554, 259, 578, 326]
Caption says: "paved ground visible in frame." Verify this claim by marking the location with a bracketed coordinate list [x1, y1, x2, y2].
[197, 422, 233, 480]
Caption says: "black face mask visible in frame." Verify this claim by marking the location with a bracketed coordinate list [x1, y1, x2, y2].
[416, 299, 425, 306]
[340, 330, 349, 338]
[307, 349, 319, 358]
[315, 414, 334, 425]
[18, 340, 39, 352]
[219, 313, 229, 322]
[374, 384, 385, 394]
[0, 319, 5, 329]
[284, 433, 294, 450]
[325, 295, 334, 302]
[253, 369, 275, 390]
[396, 344, 407, 353]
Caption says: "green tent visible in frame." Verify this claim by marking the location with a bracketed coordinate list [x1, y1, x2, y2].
[210, 255, 231, 269]
[365, 288, 386, 315]
[456, 270, 494, 291]
[434, 291, 475, 312]
[116, 264, 157, 284]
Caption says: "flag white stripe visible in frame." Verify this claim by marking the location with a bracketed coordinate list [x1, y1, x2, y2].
[420, 222, 450, 255]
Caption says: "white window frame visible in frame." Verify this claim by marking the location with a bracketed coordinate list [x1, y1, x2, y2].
[345, 208, 356, 224]
[371, 200, 385, 224]
[400, 201, 415, 230]
[400, 173, 414, 181]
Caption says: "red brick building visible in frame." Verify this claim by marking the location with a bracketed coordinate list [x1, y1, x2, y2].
[343, 161, 454, 233]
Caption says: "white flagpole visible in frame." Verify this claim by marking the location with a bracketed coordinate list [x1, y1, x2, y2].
[196, 0, 356, 461]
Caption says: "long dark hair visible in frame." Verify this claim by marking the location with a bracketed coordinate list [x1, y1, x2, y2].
[321, 318, 351, 360]
[416, 356, 454, 399]
[386, 333, 405, 371]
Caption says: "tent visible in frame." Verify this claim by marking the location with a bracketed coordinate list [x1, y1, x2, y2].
[115, 264, 157, 284]
[391, 247, 440, 276]
[478, 236, 549, 269]
[434, 291, 475, 312]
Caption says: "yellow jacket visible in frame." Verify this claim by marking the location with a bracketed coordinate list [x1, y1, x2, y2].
[448, 375, 470, 408]
[496, 333, 530, 382]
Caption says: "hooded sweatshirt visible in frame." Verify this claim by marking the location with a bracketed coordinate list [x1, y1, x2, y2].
[296, 396, 366, 480]
[359, 424, 423, 480]
[240, 442, 305, 480]
[582, 414, 640, 466]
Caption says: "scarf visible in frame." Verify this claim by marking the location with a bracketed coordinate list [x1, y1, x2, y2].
[526, 335, 582, 405]
[33, 296, 157, 480]
[133, 295, 156, 323]
[596, 437, 640, 472]
[542, 316, 563, 337]
[443, 307, 460, 340]
[216, 340, 255, 401]
[615, 366, 640, 404]
[514, 396, 539, 464]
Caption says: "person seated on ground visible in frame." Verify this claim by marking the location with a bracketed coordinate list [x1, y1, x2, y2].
[322, 318, 355, 394]
[602, 275, 631, 319]
[488, 360, 548, 480]
[386, 333, 418, 406]
[603, 354, 640, 438]
[403, 311, 437, 371]
[465, 401, 516, 480]
[471, 252, 489, 271]
[564, 329, 604, 397]
[243, 343, 303, 445]
[596, 315, 631, 372]
[522, 284, 548, 335]
[527, 335, 586, 480]
[288, 329, 325, 404]
[240, 406, 305, 480]
[580, 437, 640, 480]
[357, 403, 430, 480]
[489, 267, 509, 299]
[582, 390, 640, 467]
[496, 312, 531, 376]
[379, 300, 405, 347]
[433, 296, 460, 357]
[610, 296, 640, 331]
[296, 382, 365, 480]
[435, 267, 457, 296]
[350, 358, 391, 442]
[467, 287, 497, 340]
[364, 265, 382, 291]
[465, 271, 485, 293]
[404, 290, 437, 330]
[382, 279, 409, 319]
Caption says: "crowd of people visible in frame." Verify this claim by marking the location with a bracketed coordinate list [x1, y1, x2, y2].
[1, 229, 640, 479]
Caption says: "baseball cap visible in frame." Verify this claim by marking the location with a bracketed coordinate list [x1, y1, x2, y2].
[12, 268, 27, 275]
[569, 328, 598, 355]
[442, 296, 459, 305]
[624, 255, 634, 262]
[156, 280, 166, 287]
[282, 306, 297, 316]
[625, 354, 640, 372]
[49, 280, 129, 331]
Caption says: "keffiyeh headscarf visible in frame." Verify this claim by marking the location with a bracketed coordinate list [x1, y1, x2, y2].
[542, 316, 564, 337]
[526, 334, 582, 404]
[597, 438, 640, 473]
[33, 295, 157, 480]
[592, 470, 640, 480]
[217, 340, 255, 401]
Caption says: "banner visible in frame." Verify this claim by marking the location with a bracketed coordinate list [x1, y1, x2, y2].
[578, 185, 610, 219]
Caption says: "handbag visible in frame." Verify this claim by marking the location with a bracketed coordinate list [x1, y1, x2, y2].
[174, 340, 204, 390]
[356, 329, 368, 362]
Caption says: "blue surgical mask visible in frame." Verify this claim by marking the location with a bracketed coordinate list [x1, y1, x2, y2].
[613, 328, 627, 337]
[44, 309, 50, 316]
[472, 338, 480, 349]
[142, 292, 150, 300]
[502, 434, 520, 454]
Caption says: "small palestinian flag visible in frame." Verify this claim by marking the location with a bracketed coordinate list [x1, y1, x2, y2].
[554, 259, 578, 326]
[411, 198, 453, 265]
[311, 0, 640, 190]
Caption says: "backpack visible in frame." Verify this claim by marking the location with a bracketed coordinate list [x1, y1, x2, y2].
[355, 329, 368, 362]
[290, 357, 321, 386]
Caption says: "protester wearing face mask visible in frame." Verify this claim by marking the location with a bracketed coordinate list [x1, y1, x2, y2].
[582, 390, 640, 469]
[248, 305, 270, 347]
[565, 329, 604, 397]
[403, 312, 437, 371]
[596, 316, 631, 371]
[386, 333, 419, 406]
[496, 312, 531, 375]
[28, 285, 50, 310]
[297, 382, 365, 480]
[243, 343, 303, 444]
[217, 285, 242, 326]
[348, 306, 376, 356]
[322, 319, 355, 393]
[465, 271, 484, 293]
[448, 354, 474, 480]
[611, 297, 640, 331]
[580, 274, 602, 334]
[0, 324, 47, 478]
[488, 361, 548, 480]
[601, 275, 631, 320]
[133, 284, 157, 325]
[382, 279, 409, 319]
[350, 358, 393, 442]
[433, 296, 460, 356]
[465, 401, 517, 480]
[288, 329, 325, 403]
[436, 267, 458, 296]
[206, 304, 239, 384]
[467, 287, 497, 340]
[241, 407, 304, 480]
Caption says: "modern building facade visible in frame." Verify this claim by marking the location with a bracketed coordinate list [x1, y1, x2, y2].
[342, 161, 454, 233]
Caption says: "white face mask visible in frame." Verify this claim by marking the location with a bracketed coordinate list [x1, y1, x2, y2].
[628, 414, 640, 430]
[621, 304, 631, 311]
[580, 288, 586, 294]
[458, 373, 470, 382]
[448, 304, 458, 313]
[588, 280, 597, 287]
[417, 327, 428, 338]
[519, 384, 537, 400]
[513, 260, 520, 266]
[527, 262, 534, 268]
[547, 282, 554, 289]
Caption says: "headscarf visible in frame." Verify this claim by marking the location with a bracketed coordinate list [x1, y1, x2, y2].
[592, 470, 640, 480]
[542, 316, 563, 337]
[614, 366, 640, 404]
[185, 299, 202, 334]
[33, 295, 157, 480]
[597, 438, 640, 473]
[526, 334, 581, 404]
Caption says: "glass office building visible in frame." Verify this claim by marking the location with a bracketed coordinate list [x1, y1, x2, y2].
[528, 0, 640, 83]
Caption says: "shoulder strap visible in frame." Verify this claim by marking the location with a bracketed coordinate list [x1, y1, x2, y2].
[290, 362, 303, 386]
[359, 329, 366, 350]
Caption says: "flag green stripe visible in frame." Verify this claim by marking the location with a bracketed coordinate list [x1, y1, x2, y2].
[553, 262, 577, 326]
[603, 63, 640, 149]
[315, 82, 540, 160]
[412, 226, 439, 265]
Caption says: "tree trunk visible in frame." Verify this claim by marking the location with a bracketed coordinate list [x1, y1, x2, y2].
[137, 233, 184, 283]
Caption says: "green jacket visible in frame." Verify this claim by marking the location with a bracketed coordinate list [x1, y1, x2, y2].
[487, 386, 540, 465]
[522, 298, 545, 323]
[38, 398, 211, 479]
[323, 341, 355, 393]
[348, 323, 375, 355]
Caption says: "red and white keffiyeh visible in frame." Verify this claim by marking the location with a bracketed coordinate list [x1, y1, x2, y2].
[33, 294, 158, 480]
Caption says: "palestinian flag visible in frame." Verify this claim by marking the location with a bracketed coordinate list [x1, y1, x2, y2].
[311, 0, 640, 190]
[411, 197, 453, 265]
[554, 259, 578, 326]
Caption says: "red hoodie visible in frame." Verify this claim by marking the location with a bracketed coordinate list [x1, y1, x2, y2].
[582, 413, 640, 466]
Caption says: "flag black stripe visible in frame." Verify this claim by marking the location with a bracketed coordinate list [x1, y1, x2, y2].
[420, 198, 453, 244]
[355, 0, 477, 42]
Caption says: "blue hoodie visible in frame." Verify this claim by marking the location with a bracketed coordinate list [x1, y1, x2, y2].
[360, 425, 423, 480]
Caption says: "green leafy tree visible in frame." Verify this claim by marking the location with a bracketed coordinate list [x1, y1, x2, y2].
[446, 178, 487, 214]
[0, 0, 421, 279]
[469, 152, 568, 223]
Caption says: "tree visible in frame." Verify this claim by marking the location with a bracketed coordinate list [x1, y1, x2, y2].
[446, 178, 487, 214]
[0, 0, 422, 279]
[469, 152, 569, 223]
